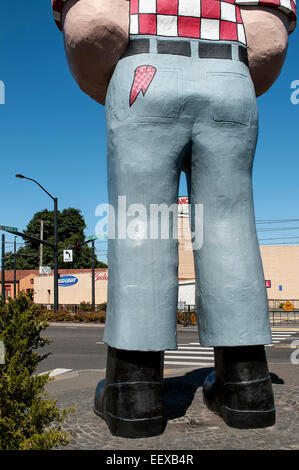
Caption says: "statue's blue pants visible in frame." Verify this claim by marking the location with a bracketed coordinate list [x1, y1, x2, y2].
[103, 37, 272, 351]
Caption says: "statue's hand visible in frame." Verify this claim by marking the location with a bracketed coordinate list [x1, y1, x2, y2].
[241, 6, 290, 97]
[62, 0, 129, 105]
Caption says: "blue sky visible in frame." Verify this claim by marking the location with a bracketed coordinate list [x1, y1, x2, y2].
[0, 2, 298, 263]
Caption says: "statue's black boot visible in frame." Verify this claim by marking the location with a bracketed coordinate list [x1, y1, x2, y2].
[94, 346, 165, 438]
[203, 345, 275, 429]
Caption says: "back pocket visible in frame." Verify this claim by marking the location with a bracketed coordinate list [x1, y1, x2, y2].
[207, 72, 253, 126]
[131, 68, 180, 123]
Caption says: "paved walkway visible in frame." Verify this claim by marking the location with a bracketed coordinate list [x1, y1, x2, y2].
[47, 367, 299, 450]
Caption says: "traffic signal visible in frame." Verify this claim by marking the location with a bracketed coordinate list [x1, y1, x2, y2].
[74, 242, 82, 257]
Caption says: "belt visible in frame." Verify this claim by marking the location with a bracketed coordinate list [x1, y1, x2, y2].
[121, 38, 249, 67]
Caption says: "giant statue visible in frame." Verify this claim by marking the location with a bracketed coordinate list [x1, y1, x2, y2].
[52, 0, 296, 438]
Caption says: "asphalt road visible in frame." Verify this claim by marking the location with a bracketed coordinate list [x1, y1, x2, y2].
[36, 322, 299, 387]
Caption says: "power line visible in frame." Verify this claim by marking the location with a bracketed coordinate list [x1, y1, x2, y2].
[257, 226, 299, 232]
[259, 236, 299, 241]
[256, 218, 299, 224]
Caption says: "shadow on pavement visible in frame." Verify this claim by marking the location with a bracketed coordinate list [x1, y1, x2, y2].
[270, 372, 284, 384]
[163, 367, 213, 421]
[162, 368, 285, 423]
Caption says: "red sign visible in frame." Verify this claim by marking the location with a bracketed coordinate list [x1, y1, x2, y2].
[93, 272, 108, 282]
[265, 280, 271, 288]
[178, 197, 188, 205]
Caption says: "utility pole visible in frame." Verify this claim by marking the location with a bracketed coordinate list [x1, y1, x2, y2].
[1, 234, 5, 302]
[39, 220, 44, 270]
[73, 237, 97, 310]
[53, 199, 58, 313]
[91, 239, 95, 311]
[13, 236, 17, 298]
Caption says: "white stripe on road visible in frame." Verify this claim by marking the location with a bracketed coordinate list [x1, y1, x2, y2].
[165, 361, 214, 366]
[272, 335, 293, 337]
[166, 350, 214, 355]
[176, 346, 214, 350]
[271, 329, 299, 335]
[39, 368, 73, 378]
[165, 355, 214, 360]
[49, 368, 73, 377]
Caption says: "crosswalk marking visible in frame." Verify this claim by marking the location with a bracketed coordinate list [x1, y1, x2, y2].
[272, 335, 292, 338]
[269, 330, 297, 346]
[175, 346, 212, 350]
[164, 330, 298, 367]
[164, 361, 214, 366]
[166, 350, 213, 355]
[165, 343, 214, 367]
[165, 355, 214, 360]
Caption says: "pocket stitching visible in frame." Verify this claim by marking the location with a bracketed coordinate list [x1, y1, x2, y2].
[207, 72, 253, 126]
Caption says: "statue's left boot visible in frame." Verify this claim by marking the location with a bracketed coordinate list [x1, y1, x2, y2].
[203, 345, 275, 429]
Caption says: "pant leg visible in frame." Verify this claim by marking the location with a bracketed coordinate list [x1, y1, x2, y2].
[103, 54, 189, 351]
[189, 61, 272, 347]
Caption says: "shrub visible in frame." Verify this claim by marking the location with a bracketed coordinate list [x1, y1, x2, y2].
[177, 311, 184, 324]
[0, 294, 74, 450]
[79, 302, 92, 312]
[73, 312, 106, 323]
[50, 311, 73, 322]
[98, 312, 106, 324]
[35, 310, 74, 323]
[39, 310, 106, 324]
[73, 312, 85, 322]
[97, 303, 107, 312]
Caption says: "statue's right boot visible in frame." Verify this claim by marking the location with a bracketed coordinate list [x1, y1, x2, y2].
[94, 346, 165, 438]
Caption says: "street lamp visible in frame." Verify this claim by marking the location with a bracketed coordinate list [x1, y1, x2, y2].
[16, 174, 59, 312]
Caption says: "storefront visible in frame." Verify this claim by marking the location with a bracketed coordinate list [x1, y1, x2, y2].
[34, 269, 108, 307]
[0, 270, 38, 300]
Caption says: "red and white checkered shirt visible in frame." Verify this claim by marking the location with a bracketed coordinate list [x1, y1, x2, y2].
[52, 0, 296, 45]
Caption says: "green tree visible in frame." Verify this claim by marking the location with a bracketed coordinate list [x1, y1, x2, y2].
[5, 208, 107, 270]
[0, 294, 74, 449]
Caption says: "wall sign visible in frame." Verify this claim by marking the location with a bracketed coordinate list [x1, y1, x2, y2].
[58, 275, 78, 287]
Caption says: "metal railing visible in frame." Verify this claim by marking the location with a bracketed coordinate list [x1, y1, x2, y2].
[178, 304, 299, 327]
[269, 309, 299, 325]
[37, 302, 299, 327]
[177, 304, 197, 326]
[268, 299, 299, 309]
[37, 303, 106, 313]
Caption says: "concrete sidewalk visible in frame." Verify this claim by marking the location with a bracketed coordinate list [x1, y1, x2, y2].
[47, 364, 299, 451]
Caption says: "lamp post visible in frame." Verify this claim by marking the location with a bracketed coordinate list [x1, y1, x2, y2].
[16, 174, 59, 312]
[91, 239, 95, 312]
[13, 236, 17, 299]
[1, 234, 5, 302]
